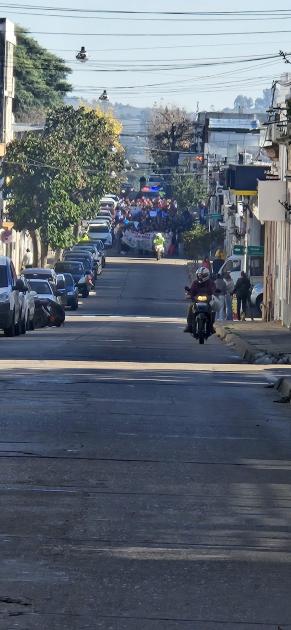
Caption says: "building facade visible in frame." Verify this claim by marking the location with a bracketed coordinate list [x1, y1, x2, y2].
[255, 76, 291, 326]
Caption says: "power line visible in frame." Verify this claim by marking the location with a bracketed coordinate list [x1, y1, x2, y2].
[27, 29, 291, 37]
[6, 5, 291, 16]
[6, 9, 291, 22]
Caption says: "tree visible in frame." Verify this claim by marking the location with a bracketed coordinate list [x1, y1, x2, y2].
[148, 105, 193, 171]
[254, 88, 273, 112]
[171, 173, 207, 211]
[14, 28, 72, 121]
[183, 226, 224, 261]
[183, 225, 209, 261]
[233, 95, 254, 112]
[2, 106, 124, 263]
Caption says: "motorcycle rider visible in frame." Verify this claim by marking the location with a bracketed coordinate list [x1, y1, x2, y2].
[153, 232, 165, 258]
[184, 266, 216, 334]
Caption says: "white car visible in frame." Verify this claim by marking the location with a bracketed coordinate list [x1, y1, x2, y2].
[27, 279, 60, 304]
[18, 276, 36, 332]
[100, 196, 117, 213]
[91, 217, 112, 228]
[87, 223, 113, 247]
[0, 255, 22, 336]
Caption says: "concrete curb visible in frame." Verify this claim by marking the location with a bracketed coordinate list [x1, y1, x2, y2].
[215, 324, 262, 363]
[215, 323, 291, 365]
[275, 376, 291, 400]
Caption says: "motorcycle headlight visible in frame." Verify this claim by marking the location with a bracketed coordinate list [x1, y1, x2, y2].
[0, 292, 9, 302]
[197, 295, 208, 302]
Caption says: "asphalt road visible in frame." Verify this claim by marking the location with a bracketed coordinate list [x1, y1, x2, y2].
[1, 255, 291, 629]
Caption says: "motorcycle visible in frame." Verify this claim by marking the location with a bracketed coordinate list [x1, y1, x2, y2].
[154, 243, 164, 261]
[185, 287, 213, 345]
[191, 295, 213, 344]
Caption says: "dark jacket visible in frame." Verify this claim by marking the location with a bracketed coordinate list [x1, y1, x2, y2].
[189, 278, 215, 300]
[234, 276, 251, 298]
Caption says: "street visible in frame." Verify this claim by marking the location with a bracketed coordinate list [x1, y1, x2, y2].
[1, 255, 291, 630]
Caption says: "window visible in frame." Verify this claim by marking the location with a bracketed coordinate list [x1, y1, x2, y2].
[29, 281, 52, 295]
[10, 262, 17, 284]
[223, 259, 241, 273]
[0, 266, 8, 288]
[250, 256, 264, 277]
[89, 225, 109, 234]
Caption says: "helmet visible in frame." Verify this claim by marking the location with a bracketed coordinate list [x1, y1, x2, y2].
[196, 266, 210, 283]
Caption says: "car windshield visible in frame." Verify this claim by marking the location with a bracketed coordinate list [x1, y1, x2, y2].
[55, 262, 83, 273]
[25, 271, 52, 280]
[0, 265, 8, 288]
[64, 275, 74, 288]
[65, 255, 91, 264]
[89, 225, 109, 234]
[29, 280, 52, 295]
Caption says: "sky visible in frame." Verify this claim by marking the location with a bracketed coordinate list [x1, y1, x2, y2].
[4, 0, 291, 113]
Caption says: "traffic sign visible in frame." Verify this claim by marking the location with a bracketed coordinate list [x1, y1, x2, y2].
[247, 245, 264, 256]
[233, 245, 245, 255]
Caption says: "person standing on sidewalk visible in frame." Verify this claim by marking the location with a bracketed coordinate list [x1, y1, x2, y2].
[224, 272, 234, 320]
[215, 273, 227, 321]
[234, 271, 251, 321]
[21, 248, 33, 268]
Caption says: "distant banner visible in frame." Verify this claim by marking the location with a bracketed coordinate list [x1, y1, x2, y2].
[122, 230, 172, 252]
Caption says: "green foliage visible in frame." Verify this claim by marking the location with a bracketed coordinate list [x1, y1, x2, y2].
[183, 226, 224, 261]
[183, 225, 209, 260]
[2, 105, 124, 250]
[171, 174, 207, 211]
[14, 28, 72, 121]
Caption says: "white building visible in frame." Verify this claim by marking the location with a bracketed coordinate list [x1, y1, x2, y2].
[254, 74, 291, 326]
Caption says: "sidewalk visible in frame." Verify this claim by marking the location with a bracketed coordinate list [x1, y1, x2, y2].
[216, 319, 291, 400]
[216, 319, 291, 364]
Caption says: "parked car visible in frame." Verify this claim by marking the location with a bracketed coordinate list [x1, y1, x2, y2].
[97, 209, 112, 220]
[77, 240, 106, 267]
[87, 222, 112, 248]
[56, 274, 68, 308]
[23, 267, 58, 287]
[94, 239, 106, 267]
[91, 216, 112, 228]
[99, 196, 117, 214]
[18, 276, 36, 332]
[63, 273, 79, 310]
[55, 260, 84, 284]
[27, 279, 66, 328]
[27, 279, 62, 304]
[54, 260, 89, 298]
[250, 282, 263, 316]
[0, 256, 22, 336]
[71, 245, 102, 275]
[64, 252, 94, 271]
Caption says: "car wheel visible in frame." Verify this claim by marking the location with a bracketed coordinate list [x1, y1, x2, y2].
[20, 314, 27, 334]
[4, 312, 16, 337]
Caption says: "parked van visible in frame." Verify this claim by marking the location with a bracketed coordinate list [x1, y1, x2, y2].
[219, 254, 264, 286]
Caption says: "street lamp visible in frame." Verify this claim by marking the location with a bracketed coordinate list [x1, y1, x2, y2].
[76, 46, 88, 62]
[99, 90, 109, 102]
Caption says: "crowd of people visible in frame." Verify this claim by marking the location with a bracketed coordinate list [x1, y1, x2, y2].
[113, 196, 193, 255]
[200, 252, 253, 322]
